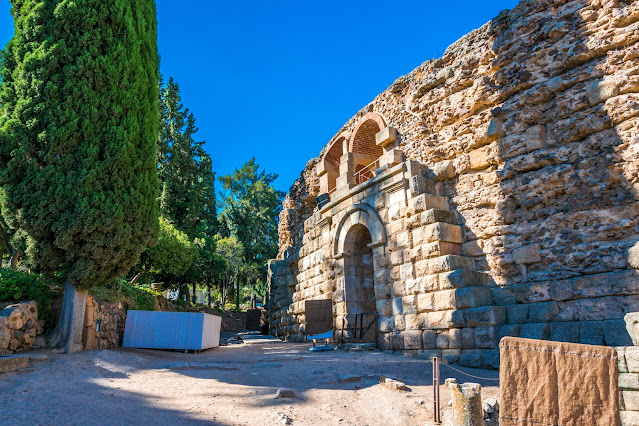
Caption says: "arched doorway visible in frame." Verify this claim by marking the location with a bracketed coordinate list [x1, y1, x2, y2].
[333, 203, 387, 344]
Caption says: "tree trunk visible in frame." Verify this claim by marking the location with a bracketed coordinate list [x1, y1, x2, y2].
[9, 249, 19, 271]
[251, 288, 255, 309]
[235, 276, 241, 310]
[48, 279, 89, 354]
[192, 283, 197, 304]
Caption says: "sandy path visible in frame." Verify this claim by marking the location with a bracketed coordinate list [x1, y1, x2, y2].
[0, 334, 499, 425]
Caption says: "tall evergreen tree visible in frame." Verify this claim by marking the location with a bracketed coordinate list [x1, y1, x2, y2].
[157, 77, 216, 238]
[0, 0, 159, 352]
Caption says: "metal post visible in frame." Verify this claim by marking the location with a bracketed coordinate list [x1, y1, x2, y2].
[433, 356, 441, 424]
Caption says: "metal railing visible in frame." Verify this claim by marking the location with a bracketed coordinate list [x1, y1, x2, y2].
[353, 159, 379, 185]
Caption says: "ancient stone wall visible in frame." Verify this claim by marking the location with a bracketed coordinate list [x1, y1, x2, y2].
[269, 0, 639, 367]
[0, 301, 44, 354]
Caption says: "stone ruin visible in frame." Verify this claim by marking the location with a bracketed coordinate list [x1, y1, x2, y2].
[266, 0, 639, 368]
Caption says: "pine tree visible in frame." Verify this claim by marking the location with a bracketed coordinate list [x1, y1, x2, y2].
[0, 0, 159, 352]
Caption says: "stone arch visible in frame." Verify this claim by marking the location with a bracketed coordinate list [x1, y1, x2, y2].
[320, 132, 347, 193]
[348, 112, 386, 157]
[333, 203, 387, 259]
[348, 112, 387, 184]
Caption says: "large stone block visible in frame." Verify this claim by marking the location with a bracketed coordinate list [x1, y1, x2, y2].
[506, 304, 529, 325]
[433, 160, 455, 181]
[374, 269, 390, 285]
[549, 322, 580, 343]
[422, 241, 461, 259]
[390, 332, 405, 351]
[449, 328, 462, 349]
[374, 283, 392, 300]
[405, 313, 427, 330]
[620, 373, 639, 391]
[621, 391, 639, 412]
[409, 194, 448, 213]
[402, 296, 417, 315]
[625, 312, 639, 346]
[428, 255, 473, 274]
[439, 270, 487, 289]
[620, 410, 639, 426]
[403, 330, 423, 350]
[400, 263, 415, 280]
[422, 209, 456, 225]
[512, 244, 541, 265]
[579, 321, 604, 345]
[474, 326, 495, 349]
[423, 330, 438, 349]
[466, 306, 506, 326]
[417, 293, 435, 313]
[462, 328, 475, 349]
[423, 223, 463, 244]
[527, 301, 559, 323]
[436, 333, 449, 349]
[603, 319, 633, 346]
[626, 348, 639, 374]
[394, 315, 406, 331]
[379, 316, 395, 332]
[375, 126, 397, 147]
[483, 351, 500, 370]
[441, 349, 462, 364]
[460, 352, 483, 368]
[376, 299, 392, 317]
[520, 323, 549, 340]
[495, 325, 520, 346]
[392, 298, 403, 316]
[428, 310, 466, 329]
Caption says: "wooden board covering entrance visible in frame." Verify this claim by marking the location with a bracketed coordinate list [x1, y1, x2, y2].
[305, 299, 333, 336]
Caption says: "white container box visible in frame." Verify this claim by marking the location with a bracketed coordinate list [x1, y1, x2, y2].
[122, 310, 221, 350]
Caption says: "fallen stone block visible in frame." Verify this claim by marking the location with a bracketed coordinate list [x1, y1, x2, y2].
[0, 356, 29, 373]
[275, 388, 296, 398]
[379, 376, 407, 391]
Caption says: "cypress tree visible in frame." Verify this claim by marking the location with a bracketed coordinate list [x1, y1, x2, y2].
[0, 0, 159, 352]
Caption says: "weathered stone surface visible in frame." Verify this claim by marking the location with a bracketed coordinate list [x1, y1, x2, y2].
[268, 0, 639, 361]
[466, 306, 506, 327]
[423, 330, 437, 349]
[519, 323, 549, 340]
[474, 326, 495, 349]
[626, 313, 639, 346]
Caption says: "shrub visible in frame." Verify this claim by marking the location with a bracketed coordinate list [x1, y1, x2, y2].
[0, 268, 54, 323]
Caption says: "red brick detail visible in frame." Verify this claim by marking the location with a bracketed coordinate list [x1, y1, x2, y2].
[323, 136, 345, 170]
[348, 112, 386, 157]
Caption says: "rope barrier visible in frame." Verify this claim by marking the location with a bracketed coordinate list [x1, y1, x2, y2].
[439, 362, 500, 381]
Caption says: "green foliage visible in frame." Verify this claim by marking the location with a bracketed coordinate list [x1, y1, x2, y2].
[142, 217, 197, 278]
[0, 268, 54, 323]
[158, 77, 216, 240]
[218, 158, 284, 274]
[0, 0, 159, 289]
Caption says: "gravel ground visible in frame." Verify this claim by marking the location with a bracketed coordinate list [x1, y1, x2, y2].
[0, 333, 499, 425]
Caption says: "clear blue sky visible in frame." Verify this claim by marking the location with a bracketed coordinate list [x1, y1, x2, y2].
[0, 1, 520, 192]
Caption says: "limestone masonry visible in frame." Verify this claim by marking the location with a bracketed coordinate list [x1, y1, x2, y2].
[267, 0, 639, 368]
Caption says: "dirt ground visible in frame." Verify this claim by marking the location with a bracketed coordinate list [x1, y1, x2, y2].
[0, 333, 499, 425]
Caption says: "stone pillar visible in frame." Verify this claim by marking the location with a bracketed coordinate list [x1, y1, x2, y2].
[446, 382, 483, 426]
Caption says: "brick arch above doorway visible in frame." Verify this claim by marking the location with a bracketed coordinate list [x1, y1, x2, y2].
[333, 203, 387, 259]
